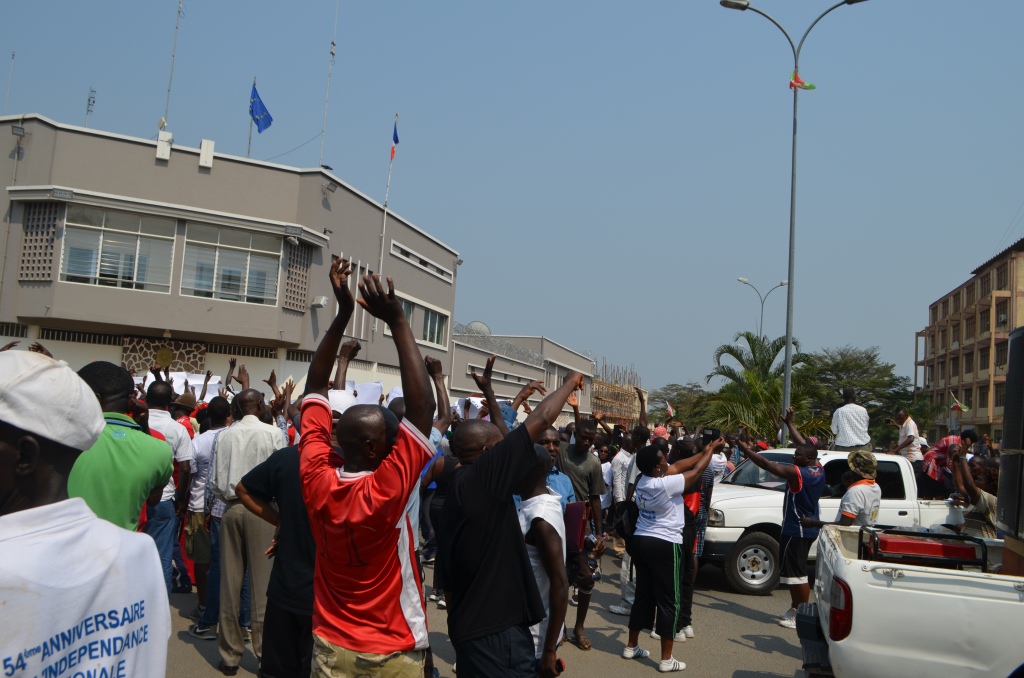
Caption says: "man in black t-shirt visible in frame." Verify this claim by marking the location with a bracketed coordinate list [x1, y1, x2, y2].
[439, 357, 583, 678]
[235, 445, 316, 678]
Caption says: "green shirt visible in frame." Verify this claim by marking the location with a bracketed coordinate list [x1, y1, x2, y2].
[68, 412, 174, 530]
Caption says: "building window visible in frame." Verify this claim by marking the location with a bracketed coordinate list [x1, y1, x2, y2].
[965, 316, 975, 339]
[401, 299, 415, 322]
[390, 240, 454, 283]
[963, 351, 973, 374]
[181, 223, 281, 305]
[283, 242, 313, 313]
[996, 383, 1006, 408]
[996, 342, 1008, 367]
[951, 323, 960, 345]
[979, 346, 990, 369]
[930, 306, 938, 325]
[963, 387, 973, 410]
[940, 330, 946, 350]
[997, 262, 1009, 290]
[980, 273, 991, 297]
[966, 283, 975, 305]
[952, 292, 961, 313]
[60, 205, 175, 292]
[422, 308, 448, 346]
[978, 385, 989, 409]
[980, 308, 991, 332]
[950, 357, 959, 377]
[941, 299, 949, 318]
[939, 362, 946, 380]
[996, 299, 1009, 328]
[926, 365, 933, 385]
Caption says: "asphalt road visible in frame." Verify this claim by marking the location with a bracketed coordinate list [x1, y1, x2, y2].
[166, 558, 809, 678]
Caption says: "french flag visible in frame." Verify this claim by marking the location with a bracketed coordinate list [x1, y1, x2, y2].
[391, 120, 399, 160]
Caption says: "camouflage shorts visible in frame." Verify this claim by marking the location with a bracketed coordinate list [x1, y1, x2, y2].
[312, 635, 425, 678]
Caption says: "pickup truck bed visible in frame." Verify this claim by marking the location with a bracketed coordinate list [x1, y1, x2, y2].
[808, 525, 1022, 678]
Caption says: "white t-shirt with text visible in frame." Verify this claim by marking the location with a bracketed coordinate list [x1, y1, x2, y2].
[837, 480, 882, 526]
[633, 474, 688, 544]
[0, 498, 171, 677]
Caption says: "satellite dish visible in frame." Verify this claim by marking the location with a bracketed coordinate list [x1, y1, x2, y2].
[158, 116, 167, 131]
[465, 321, 491, 335]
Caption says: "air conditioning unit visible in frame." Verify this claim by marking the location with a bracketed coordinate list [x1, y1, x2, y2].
[952, 341, 960, 349]
[999, 314, 1008, 324]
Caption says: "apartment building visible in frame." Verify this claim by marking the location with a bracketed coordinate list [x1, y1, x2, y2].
[0, 114, 459, 394]
[914, 241, 1024, 440]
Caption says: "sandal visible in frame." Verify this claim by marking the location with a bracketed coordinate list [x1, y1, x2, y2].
[571, 632, 592, 651]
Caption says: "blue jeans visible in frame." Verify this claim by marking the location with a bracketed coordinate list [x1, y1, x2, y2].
[145, 500, 177, 595]
[172, 514, 192, 590]
[199, 516, 250, 627]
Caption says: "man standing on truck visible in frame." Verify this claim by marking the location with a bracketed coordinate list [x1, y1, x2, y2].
[831, 388, 871, 452]
[737, 438, 825, 629]
[889, 408, 922, 472]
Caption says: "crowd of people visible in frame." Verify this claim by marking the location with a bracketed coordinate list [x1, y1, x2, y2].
[0, 259, 1006, 678]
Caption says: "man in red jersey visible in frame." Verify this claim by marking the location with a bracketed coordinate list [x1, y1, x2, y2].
[299, 258, 436, 677]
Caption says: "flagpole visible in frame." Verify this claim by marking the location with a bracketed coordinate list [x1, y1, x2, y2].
[247, 76, 255, 158]
[319, 0, 340, 166]
[374, 112, 399, 333]
[163, 0, 183, 128]
[3, 51, 13, 116]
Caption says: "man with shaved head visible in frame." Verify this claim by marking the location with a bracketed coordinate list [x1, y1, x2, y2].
[209, 387, 287, 674]
[439, 355, 585, 677]
[299, 259, 437, 677]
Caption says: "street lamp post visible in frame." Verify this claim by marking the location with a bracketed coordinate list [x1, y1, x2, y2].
[721, 0, 868, 441]
[737, 277, 788, 338]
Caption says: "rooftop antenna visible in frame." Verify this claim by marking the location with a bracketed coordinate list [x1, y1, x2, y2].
[318, 0, 339, 166]
[162, 0, 184, 129]
[3, 51, 13, 116]
[84, 88, 96, 127]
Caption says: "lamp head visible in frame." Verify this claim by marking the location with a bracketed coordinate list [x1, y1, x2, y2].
[720, 0, 750, 9]
[737, 277, 749, 284]
[781, 280, 789, 286]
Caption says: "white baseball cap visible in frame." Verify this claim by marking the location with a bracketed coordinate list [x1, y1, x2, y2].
[0, 351, 104, 451]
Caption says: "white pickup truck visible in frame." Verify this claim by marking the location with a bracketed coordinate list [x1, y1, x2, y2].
[702, 449, 960, 594]
[803, 524, 1020, 678]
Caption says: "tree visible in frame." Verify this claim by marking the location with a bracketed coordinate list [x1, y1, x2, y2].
[794, 346, 930, 447]
[646, 382, 711, 426]
[706, 331, 806, 387]
[703, 369, 831, 443]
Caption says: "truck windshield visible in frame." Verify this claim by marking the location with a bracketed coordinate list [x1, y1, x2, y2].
[723, 454, 793, 491]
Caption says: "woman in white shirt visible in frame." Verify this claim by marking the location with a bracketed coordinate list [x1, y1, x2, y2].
[621, 437, 723, 673]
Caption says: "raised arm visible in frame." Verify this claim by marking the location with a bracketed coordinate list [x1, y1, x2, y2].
[305, 258, 356, 397]
[472, 355, 509, 437]
[635, 386, 647, 429]
[778, 407, 807, 447]
[358, 274, 435, 436]
[594, 411, 614, 438]
[666, 440, 719, 476]
[511, 380, 546, 412]
[426, 356, 452, 435]
[736, 438, 799, 484]
[223, 357, 237, 394]
[524, 372, 585, 441]
[682, 438, 722, 488]
[198, 370, 212, 402]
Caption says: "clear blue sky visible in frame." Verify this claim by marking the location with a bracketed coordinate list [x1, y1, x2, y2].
[4, 1, 1023, 392]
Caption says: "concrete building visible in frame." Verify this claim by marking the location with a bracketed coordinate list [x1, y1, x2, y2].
[450, 327, 596, 427]
[914, 238, 1024, 441]
[0, 114, 459, 395]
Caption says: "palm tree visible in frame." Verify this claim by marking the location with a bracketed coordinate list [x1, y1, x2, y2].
[706, 331, 804, 386]
[704, 368, 830, 442]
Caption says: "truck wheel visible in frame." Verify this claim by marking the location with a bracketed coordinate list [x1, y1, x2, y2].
[725, 531, 779, 595]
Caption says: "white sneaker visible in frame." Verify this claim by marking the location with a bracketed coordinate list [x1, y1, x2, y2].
[680, 625, 694, 639]
[778, 608, 797, 629]
[650, 630, 686, 642]
[622, 646, 650, 660]
[659, 657, 686, 672]
[609, 604, 632, 616]
[778, 607, 797, 621]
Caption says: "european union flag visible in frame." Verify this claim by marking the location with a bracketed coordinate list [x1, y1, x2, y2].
[249, 84, 273, 134]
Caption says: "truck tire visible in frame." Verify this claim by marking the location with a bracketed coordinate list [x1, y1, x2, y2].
[725, 531, 779, 595]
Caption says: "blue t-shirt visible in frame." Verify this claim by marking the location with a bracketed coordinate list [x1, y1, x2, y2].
[781, 464, 826, 539]
[513, 466, 576, 513]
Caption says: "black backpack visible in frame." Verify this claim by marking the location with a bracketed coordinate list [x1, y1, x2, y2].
[613, 500, 640, 547]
